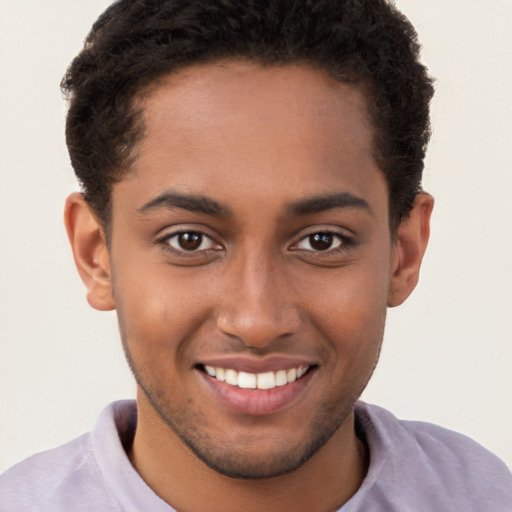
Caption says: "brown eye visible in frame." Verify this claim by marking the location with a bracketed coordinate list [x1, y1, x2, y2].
[295, 232, 343, 252]
[178, 232, 203, 250]
[165, 231, 217, 252]
[309, 233, 334, 251]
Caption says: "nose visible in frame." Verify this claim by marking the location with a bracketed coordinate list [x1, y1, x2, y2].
[216, 249, 301, 348]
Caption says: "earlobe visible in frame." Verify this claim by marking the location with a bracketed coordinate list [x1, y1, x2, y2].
[387, 192, 434, 307]
[64, 192, 115, 311]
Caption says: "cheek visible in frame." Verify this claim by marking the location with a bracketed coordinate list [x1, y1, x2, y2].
[112, 261, 213, 362]
[308, 278, 388, 400]
[300, 261, 390, 357]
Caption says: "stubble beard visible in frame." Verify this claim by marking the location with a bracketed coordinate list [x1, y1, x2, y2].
[116, 303, 383, 480]
[138, 373, 357, 479]
[122, 347, 362, 480]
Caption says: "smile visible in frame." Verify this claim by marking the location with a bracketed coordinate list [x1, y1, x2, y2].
[203, 365, 310, 390]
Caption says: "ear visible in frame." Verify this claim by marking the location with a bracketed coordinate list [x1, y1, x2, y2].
[387, 192, 434, 307]
[64, 192, 115, 311]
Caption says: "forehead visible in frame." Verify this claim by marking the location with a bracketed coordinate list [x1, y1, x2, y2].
[143, 60, 370, 123]
[117, 61, 386, 217]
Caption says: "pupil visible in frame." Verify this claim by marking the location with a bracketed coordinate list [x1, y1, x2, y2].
[179, 232, 202, 250]
[310, 233, 332, 251]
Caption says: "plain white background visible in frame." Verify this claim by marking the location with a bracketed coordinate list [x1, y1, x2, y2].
[0, 0, 511, 473]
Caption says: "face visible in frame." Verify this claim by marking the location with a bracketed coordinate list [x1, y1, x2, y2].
[107, 61, 395, 479]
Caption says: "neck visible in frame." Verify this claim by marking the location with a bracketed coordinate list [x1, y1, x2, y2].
[129, 392, 368, 512]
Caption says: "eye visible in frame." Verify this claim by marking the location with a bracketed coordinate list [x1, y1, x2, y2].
[295, 232, 344, 252]
[164, 231, 218, 252]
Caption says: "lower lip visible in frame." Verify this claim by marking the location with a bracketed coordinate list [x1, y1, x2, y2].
[198, 369, 315, 416]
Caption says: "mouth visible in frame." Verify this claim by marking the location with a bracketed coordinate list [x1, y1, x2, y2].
[202, 364, 311, 390]
[196, 362, 317, 416]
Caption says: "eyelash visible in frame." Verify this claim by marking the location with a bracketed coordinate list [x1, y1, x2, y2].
[158, 230, 221, 255]
[157, 228, 354, 256]
[291, 230, 354, 254]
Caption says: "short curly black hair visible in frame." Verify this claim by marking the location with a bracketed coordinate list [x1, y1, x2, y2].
[62, 0, 434, 229]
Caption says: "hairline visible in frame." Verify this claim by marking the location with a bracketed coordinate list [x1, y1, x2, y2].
[95, 57, 403, 238]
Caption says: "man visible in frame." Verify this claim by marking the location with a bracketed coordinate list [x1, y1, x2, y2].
[1, 0, 511, 510]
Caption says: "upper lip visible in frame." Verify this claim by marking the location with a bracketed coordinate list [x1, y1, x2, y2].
[197, 356, 317, 374]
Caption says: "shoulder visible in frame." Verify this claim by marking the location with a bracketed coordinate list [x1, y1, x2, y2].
[353, 402, 512, 511]
[1, 401, 172, 512]
[0, 404, 130, 512]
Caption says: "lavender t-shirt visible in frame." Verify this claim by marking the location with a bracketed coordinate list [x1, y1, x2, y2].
[1, 400, 511, 511]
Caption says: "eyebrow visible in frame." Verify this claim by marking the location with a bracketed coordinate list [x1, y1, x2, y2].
[138, 190, 231, 216]
[287, 192, 372, 216]
[138, 189, 371, 218]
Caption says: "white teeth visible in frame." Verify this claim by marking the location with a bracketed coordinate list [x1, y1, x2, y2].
[225, 369, 238, 386]
[203, 365, 310, 389]
[257, 372, 275, 390]
[275, 370, 288, 386]
[287, 368, 297, 383]
[238, 371, 257, 389]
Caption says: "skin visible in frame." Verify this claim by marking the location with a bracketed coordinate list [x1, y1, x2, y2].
[65, 61, 433, 512]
